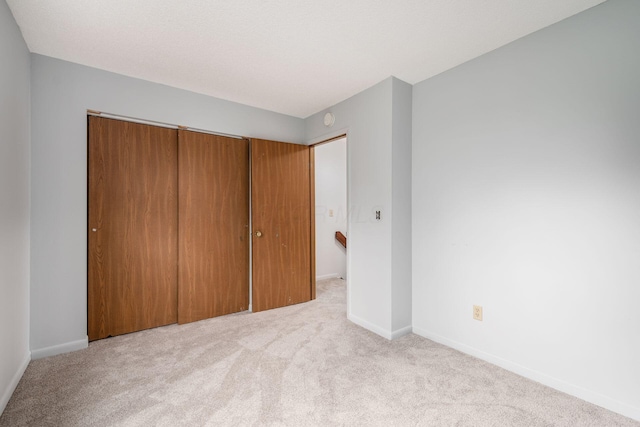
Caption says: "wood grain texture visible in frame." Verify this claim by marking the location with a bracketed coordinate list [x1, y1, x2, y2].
[310, 145, 316, 300]
[251, 139, 312, 312]
[178, 131, 249, 324]
[88, 116, 178, 341]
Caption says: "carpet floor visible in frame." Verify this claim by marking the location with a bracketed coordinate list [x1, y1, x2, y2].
[1, 278, 637, 426]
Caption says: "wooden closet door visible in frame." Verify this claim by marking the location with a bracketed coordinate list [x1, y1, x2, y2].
[251, 138, 314, 312]
[178, 131, 249, 324]
[88, 116, 178, 341]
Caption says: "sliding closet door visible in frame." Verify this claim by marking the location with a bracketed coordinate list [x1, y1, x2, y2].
[251, 138, 314, 312]
[88, 116, 178, 341]
[178, 131, 250, 324]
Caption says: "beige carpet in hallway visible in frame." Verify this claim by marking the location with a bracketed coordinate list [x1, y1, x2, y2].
[1, 278, 637, 426]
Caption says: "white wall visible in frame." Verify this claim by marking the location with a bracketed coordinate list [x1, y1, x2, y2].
[29, 54, 305, 357]
[0, 0, 31, 414]
[315, 138, 347, 281]
[412, 0, 640, 421]
[305, 77, 412, 339]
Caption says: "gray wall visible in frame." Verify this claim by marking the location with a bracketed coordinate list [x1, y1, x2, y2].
[391, 79, 412, 332]
[412, 0, 640, 420]
[305, 77, 412, 338]
[0, 0, 31, 414]
[30, 55, 305, 357]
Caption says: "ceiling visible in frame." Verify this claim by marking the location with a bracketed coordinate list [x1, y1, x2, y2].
[7, 0, 606, 118]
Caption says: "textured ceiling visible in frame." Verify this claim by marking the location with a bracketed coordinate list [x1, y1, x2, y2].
[7, 0, 606, 118]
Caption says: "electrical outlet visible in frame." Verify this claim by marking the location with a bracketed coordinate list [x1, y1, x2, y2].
[473, 305, 483, 321]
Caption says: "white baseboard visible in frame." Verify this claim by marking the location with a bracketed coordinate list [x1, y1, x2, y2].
[412, 327, 640, 422]
[348, 313, 393, 340]
[391, 325, 413, 340]
[31, 337, 88, 360]
[316, 273, 340, 281]
[347, 315, 413, 341]
[1, 351, 30, 416]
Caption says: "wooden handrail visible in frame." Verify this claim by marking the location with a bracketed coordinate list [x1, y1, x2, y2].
[335, 231, 347, 248]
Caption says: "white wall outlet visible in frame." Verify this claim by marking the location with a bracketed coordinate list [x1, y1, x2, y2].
[473, 305, 483, 321]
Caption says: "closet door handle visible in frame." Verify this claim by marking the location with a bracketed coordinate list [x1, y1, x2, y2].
[255, 231, 263, 237]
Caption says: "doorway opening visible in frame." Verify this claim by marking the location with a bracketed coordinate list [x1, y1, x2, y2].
[313, 136, 347, 291]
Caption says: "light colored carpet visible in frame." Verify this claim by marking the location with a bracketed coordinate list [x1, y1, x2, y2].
[1, 278, 637, 426]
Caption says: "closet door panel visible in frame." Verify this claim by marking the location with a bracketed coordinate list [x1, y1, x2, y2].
[251, 139, 312, 312]
[88, 116, 178, 341]
[178, 131, 249, 324]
